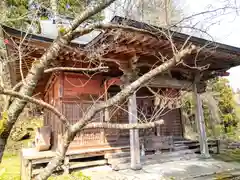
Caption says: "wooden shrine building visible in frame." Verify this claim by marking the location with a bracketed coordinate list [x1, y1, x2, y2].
[2, 16, 240, 172]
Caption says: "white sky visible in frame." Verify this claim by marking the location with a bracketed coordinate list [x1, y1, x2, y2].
[182, 0, 240, 91]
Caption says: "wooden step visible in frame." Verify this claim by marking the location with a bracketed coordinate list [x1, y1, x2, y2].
[32, 159, 107, 175]
[70, 159, 107, 169]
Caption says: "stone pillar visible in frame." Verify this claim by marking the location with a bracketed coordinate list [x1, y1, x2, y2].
[193, 74, 210, 158]
[128, 92, 142, 170]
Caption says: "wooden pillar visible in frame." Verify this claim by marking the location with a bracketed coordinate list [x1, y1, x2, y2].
[101, 81, 109, 143]
[128, 92, 142, 170]
[193, 74, 210, 158]
[100, 110, 106, 143]
[119, 58, 141, 170]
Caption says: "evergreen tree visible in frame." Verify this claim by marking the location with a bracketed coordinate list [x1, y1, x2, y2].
[4, 0, 30, 29]
[182, 77, 239, 139]
[2, 0, 103, 31]
[208, 77, 238, 134]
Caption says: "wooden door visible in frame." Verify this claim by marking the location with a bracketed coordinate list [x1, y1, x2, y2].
[158, 108, 182, 137]
[137, 97, 156, 137]
[63, 101, 103, 146]
[105, 101, 129, 146]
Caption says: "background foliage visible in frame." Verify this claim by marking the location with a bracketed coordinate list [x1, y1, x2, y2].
[2, 0, 104, 31]
[182, 77, 240, 140]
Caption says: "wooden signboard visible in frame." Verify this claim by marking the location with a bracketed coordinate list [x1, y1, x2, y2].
[35, 126, 51, 151]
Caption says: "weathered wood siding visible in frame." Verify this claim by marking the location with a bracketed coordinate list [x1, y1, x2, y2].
[43, 72, 183, 149]
[63, 73, 105, 98]
[159, 108, 183, 137]
[62, 100, 103, 146]
[105, 101, 129, 146]
[62, 73, 105, 147]
[43, 74, 61, 148]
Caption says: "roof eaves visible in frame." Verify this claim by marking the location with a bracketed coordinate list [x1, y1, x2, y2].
[110, 16, 240, 55]
[1, 24, 86, 47]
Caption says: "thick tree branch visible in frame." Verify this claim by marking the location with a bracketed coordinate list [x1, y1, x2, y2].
[64, 0, 116, 34]
[85, 120, 164, 129]
[72, 23, 161, 40]
[44, 66, 109, 73]
[0, 87, 69, 126]
[4, 81, 23, 110]
[12, 81, 23, 91]
[71, 45, 196, 133]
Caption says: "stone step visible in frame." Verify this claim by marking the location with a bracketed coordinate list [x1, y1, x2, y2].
[162, 149, 197, 156]
[108, 156, 131, 165]
[173, 145, 189, 151]
[143, 153, 197, 165]
[105, 152, 130, 159]
[174, 143, 190, 147]
[174, 140, 218, 145]
[108, 149, 197, 165]
[174, 140, 196, 144]
[111, 151, 198, 171]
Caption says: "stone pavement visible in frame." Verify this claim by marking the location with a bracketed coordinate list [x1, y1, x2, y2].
[81, 157, 240, 180]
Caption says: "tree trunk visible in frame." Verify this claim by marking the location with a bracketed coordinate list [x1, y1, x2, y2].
[0, 137, 6, 162]
[0, 0, 117, 162]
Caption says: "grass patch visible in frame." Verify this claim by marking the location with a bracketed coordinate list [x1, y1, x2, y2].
[0, 152, 91, 180]
[49, 171, 91, 180]
[0, 117, 91, 179]
[0, 153, 21, 180]
[213, 149, 240, 162]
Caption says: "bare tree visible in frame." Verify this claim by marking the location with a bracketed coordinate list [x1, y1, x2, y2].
[2, 27, 195, 179]
[1, 23, 196, 180]
[0, 0, 239, 180]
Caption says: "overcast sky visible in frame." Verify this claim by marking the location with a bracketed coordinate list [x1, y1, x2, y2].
[181, 0, 240, 91]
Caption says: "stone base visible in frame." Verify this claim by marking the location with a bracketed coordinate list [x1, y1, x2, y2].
[131, 163, 142, 170]
[199, 153, 211, 159]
